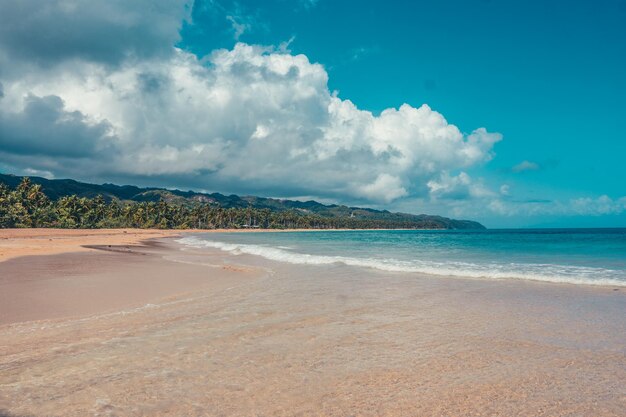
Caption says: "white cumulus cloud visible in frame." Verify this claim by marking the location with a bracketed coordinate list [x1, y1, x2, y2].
[0, 0, 502, 205]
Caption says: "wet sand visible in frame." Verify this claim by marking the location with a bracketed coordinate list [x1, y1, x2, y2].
[0, 232, 625, 416]
[0, 241, 256, 325]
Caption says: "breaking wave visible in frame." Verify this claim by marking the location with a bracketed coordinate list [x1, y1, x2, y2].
[177, 236, 626, 287]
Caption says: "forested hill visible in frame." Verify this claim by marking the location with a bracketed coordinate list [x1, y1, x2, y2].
[0, 173, 485, 230]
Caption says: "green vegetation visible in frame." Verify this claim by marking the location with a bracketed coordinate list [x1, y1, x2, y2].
[0, 176, 485, 230]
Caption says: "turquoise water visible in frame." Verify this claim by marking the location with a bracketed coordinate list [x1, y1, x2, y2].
[179, 229, 626, 286]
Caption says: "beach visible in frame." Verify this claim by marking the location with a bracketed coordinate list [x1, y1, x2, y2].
[0, 229, 625, 416]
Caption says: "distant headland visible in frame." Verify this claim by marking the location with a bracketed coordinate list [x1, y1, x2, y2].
[0, 173, 485, 230]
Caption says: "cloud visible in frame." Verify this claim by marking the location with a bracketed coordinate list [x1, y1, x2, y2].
[427, 172, 495, 200]
[0, 94, 116, 158]
[22, 168, 55, 179]
[0, 0, 191, 69]
[0, 0, 502, 205]
[512, 160, 540, 173]
[483, 194, 626, 217]
[570, 195, 626, 216]
[188, 1, 265, 45]
[356, 174, 407, 203]
[226, 15, 251, 40]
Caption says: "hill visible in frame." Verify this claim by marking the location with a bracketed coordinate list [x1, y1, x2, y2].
[0, 173, 485, 230]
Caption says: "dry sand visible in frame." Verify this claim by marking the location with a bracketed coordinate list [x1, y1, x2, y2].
[0, 229, 187, 263]
[0, 229, 625, 416]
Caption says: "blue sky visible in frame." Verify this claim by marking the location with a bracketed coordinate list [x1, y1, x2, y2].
[0, 0, 625, 227]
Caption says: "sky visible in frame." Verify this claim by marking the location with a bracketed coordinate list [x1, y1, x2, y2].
[0, 0, 625, 228]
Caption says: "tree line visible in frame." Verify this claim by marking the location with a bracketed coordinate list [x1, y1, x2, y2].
[0, 178, 444, 230]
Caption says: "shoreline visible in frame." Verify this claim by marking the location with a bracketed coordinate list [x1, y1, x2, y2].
[179, 231, 626, 290]
[2, 228, 625, 290]
[0, 227, 448, 264]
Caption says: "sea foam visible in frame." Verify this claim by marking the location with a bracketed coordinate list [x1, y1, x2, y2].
[177, 236, 626, 287]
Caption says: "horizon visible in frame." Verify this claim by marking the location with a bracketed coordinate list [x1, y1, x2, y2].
[4, 170, 626, 231]
[1, 1, 625, 228]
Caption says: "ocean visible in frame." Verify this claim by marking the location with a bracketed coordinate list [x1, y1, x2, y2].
[178, 228, 626, 287]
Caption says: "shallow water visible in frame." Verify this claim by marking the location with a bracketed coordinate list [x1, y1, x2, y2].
[1, 240, 624, 416]
[179, 228, 626, 286]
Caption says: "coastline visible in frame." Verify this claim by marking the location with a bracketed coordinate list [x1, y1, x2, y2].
[0, 229, 624, 416]
[0, 228, 439, 264]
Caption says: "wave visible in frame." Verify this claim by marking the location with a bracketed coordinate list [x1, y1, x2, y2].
[177, 236, 626, 287]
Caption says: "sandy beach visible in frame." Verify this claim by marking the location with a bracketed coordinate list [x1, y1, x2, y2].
[0, 229, 625, 416]
[0, 229, 188, 263]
